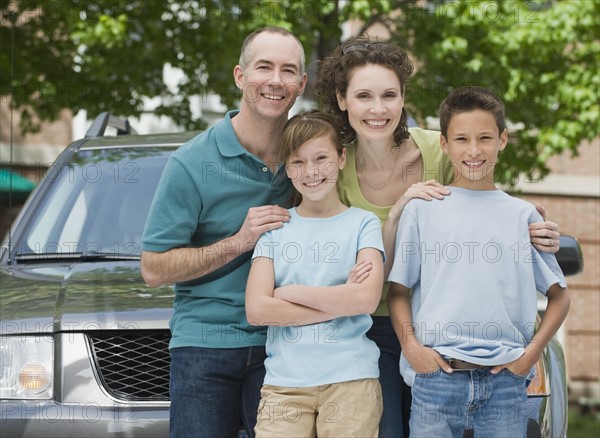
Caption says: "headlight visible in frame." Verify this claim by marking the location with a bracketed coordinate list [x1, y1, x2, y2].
[0, 336, 53, 399]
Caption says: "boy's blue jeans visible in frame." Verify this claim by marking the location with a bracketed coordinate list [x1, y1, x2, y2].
[410, 367, 529, 438]
[169, 346, 266, 438]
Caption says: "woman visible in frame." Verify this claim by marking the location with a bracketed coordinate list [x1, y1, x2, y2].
[313, 37, 560, 438]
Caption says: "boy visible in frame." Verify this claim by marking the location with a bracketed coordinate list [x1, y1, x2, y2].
[387, 86, 570, 437]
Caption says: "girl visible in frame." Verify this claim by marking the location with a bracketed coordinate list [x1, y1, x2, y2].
[246, 110, 385, 437]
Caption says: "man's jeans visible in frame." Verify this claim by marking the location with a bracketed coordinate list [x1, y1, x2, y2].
[410, 367, 529, 438]
[169, 346, 266, 438]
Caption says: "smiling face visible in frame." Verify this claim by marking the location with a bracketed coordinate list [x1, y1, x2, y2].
[336, 64, 404, 146]
[285, 135, 346, 206]
[234, 32, 307, 122]
[441, 109, 508, 190]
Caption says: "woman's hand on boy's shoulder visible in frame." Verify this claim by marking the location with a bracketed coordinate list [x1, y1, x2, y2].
[390, 180, 451, 220]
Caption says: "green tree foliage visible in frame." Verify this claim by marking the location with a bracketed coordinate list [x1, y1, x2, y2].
[379, 0, 600, 184]
[1, 0, 345, 131]
[1, 0, 598, 184]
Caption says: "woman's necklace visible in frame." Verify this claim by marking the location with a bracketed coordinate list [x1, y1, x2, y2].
[359, 146, 401, 190]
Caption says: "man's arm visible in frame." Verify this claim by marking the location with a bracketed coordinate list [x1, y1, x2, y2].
[387, 282, 453, 374]
[245, 257, 338, 326]
[141, 236, 246, 288]
[141, 205, 290, 287]
[273, 247, 384, 316]
[492, 283, 570, 375]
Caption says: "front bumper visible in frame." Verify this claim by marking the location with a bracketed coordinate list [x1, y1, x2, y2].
[1, 400, 169, 437]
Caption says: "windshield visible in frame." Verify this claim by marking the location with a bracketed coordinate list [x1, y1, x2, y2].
[14, 147, 172, 258]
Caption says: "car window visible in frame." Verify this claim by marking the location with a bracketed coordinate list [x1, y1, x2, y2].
[25, 172, 86, 253]
[60, 190, 88, 244]
[18, 147, 172, 257]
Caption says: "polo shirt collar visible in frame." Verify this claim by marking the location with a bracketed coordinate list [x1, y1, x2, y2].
[216, 110, 247, 158]
[215, 110, 287, 177]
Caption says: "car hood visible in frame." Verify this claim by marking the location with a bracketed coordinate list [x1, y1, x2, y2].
[0, 261, 173, 333]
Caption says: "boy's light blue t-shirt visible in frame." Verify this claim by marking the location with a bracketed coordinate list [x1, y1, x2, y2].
[252, 207, 384, 387]
[388, 187, 566, 387]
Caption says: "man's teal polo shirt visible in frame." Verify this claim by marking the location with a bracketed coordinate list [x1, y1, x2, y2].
[142, 110, 292, 349]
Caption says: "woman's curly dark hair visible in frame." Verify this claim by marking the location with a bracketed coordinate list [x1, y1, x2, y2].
[313, 37, 414, 146]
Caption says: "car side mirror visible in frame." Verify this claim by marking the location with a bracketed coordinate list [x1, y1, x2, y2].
[555, 235, 583, 277]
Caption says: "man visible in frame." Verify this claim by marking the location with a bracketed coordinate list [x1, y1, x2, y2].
[141, 27, 307, 438]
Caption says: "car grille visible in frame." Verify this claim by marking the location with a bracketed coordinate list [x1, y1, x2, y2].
[87, 331, 171, 401]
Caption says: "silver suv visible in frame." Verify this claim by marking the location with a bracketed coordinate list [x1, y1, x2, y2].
[0, 114, 582, 437]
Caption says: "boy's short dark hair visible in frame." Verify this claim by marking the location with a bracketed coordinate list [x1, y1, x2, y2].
[439, 86, 506, 138]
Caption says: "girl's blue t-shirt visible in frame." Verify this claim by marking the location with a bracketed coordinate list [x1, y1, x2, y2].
[252, 207, 385, 387]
